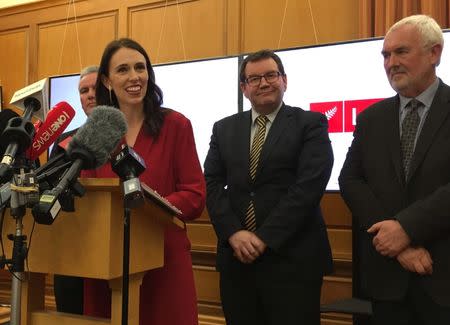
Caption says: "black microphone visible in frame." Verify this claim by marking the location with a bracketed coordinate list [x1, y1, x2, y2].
[0, 109, 20, 157]
[0, 98, 41, 183]
[112, 144, 146, 208]
[32, 106, 128, 224]
[35, 142, 76, 213]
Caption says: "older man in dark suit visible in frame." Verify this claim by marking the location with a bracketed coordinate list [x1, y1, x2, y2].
[339, 15, 450, 325]
[204, 49, 333, 325]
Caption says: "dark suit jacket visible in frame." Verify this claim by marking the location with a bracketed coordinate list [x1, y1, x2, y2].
[204, 104, 333, 274]
[339, 80, 450, 306]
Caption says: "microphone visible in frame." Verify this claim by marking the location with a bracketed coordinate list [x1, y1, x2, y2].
[26, 101, 75, 161]
[0, 109, 20, 157]
[112, 144, 146, 208]
[32, 106, 127, 224]
[34, 135, 76, 212]
[9, 78, 49, 121]
[0, 99, 39, 183]
[34, 135, 73, 184]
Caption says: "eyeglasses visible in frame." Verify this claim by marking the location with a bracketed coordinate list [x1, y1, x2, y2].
[245, 71, 282, 87]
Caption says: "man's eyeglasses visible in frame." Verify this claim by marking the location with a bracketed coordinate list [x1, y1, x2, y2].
[245, 71, 282, 87]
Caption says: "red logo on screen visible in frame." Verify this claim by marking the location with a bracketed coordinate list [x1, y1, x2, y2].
[311, 98, 384, 133]
[344, 98, 384, 132]
[310, 101, 343, 132]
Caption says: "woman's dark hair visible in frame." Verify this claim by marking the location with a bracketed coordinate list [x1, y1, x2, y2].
[96, 38, 167, 138]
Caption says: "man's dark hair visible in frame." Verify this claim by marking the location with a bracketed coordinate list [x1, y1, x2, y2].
[239, 49, 286, 83]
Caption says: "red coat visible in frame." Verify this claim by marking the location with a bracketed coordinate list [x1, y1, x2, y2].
[82, 110, 205, 325]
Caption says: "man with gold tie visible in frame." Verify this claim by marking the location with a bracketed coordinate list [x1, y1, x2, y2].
[204, 49, 333, 325]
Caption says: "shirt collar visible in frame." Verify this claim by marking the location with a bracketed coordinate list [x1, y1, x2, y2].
[399, 78, 440, 110]
[251, 102, 283, 124]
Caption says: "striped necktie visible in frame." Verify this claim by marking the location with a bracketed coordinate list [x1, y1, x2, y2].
[244, 115, 268, 231]
[400, 98, 421, 179]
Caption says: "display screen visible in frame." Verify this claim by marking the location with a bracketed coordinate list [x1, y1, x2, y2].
[49, 31, 450, 191]
[153, 56, 239, 171]
[49, 73, 86, 134]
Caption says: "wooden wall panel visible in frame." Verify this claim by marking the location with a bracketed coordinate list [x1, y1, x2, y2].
[328, 228, 352, 261]
[241, 0, 360, 52]
[420, 0, 449, 27]
[37, 13, 117, 78]
[321, 316, 353, 325]
[187, 223, 217, 253]
[193, 266, 221, 305]
[225, 0, 241, 55]
[322, 276, 352, 304]
[369, 0, 450, 37]
[0, 29, 28, 106]
[0, 270, 12, 305]
[129, 0, 227, 64]
[321, 193, 352, 227]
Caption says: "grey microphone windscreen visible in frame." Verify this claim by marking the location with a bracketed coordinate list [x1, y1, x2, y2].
[68, 106, 128, 167]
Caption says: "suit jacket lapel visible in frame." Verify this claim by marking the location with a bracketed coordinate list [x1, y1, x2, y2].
[408, 82, 450, 181]
[385, 96, 405, 186]
[256, 104, 291, 177]
[234, 110, 252, 182]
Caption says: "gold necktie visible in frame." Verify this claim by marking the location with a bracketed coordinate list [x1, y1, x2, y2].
[244, 115, 268, 231]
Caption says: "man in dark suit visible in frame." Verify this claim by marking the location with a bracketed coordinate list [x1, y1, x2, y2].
[53, 65, 98, 315]
[204, 49, 333, 325]
[339, 15, 450, 325]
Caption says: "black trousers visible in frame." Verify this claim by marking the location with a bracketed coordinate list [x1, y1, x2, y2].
[371, 276, 450, 325]
[54, 274, 84, 314]
[219, 251, 323, 325]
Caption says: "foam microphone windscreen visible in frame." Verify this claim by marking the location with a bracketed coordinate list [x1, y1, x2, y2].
[68, 106, 128, 168]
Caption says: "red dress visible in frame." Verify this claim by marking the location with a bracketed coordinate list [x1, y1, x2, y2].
[81, 110, 205, 325]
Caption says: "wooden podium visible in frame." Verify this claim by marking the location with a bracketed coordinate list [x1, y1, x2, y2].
[3, 178, 177, 325]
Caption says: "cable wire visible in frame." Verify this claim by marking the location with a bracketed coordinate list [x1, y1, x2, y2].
[175, 0, 187, 61]
[277, 0, 290, 49]
[57, 0, 83, 74]
[156, 0, 169, 63]
[307, 0, 319, 44]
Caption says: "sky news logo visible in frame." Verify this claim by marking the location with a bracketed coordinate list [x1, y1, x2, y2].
[310, 98, 384, 133]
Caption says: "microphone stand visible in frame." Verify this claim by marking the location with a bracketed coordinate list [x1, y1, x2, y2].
[121, 182, 145, 325]
[121, 177, 146, 325]
[111, 145, 146, 325]
[4, 167, 39, 325]
[121, 206, 131, 325]
[0, 97, 40, 324]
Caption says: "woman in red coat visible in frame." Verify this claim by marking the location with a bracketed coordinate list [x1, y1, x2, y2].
[82, 38, 205, 325]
